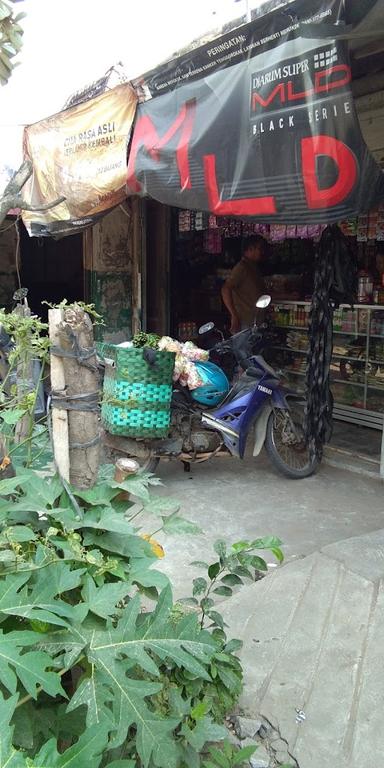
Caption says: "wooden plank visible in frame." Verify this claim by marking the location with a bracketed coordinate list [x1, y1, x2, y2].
[48, 308, 70, 482]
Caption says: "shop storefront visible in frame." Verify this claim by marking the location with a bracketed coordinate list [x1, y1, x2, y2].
[155, 203, 384, 472]
[128, 0, 384, 474]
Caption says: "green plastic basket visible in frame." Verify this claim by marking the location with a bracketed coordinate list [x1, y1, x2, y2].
[100, 345, 175, 438]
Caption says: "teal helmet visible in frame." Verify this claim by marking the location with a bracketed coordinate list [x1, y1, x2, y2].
[191, 361, 229, 407]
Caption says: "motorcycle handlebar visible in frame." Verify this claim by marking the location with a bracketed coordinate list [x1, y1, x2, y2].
[211, 325, 266, 369]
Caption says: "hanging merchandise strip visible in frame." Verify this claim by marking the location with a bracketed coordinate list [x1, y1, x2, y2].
[305, 225, 357, 459]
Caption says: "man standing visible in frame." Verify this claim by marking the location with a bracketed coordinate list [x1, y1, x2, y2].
[221, 235, 267, 334]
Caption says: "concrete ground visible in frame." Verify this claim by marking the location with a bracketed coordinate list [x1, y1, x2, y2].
[154, 452, 384, 596]
[151, 453, 384, 768]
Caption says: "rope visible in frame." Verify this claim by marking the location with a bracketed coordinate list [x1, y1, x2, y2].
[51, 390, 100, 413]
[69, 434, 101, 450]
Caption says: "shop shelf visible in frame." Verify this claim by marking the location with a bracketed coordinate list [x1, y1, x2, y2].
[274, 325, 308, 331]
[333, 330, 369, 336]
[282, 368, 366, 388]
[275, 325, 374, 337]
[271, 345, 308, 354]
[270, 302, 384, 428]
[273, 345, 365, 363]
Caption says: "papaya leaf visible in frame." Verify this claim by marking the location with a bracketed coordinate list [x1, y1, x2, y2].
[66, 667, 115, 730]
[162, 514, 202, 535]
[143, 496, 180, 516]
[33, 723, 109, 768]
[0, 473, 32, 497]
[81, 576, 129, 619]
[0, 568, 87, 628]
[0, 692, 25, 768]
[181, 715, 226, 751]
[232, 744, 258, 765]
[0, 630, 64, 699]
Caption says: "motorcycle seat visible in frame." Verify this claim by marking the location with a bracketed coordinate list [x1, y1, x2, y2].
[246, 367, 261, 379]
[248, 355, 278, 377]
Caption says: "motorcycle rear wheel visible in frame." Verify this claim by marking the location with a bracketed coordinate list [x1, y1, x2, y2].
[265, 407, 318, 479]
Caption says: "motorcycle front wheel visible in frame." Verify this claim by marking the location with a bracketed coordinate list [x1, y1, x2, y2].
[265, 406, 318, 479]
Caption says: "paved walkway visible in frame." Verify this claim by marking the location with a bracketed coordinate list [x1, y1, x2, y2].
[154, 455, 384, 767]
[156, 453, 384, 597]
[220, 532, 384, 768]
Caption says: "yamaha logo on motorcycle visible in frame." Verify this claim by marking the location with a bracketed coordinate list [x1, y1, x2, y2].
[257, 384, 273, 395]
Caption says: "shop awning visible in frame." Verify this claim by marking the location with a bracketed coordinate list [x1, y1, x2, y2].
[127, 0, 384, 224]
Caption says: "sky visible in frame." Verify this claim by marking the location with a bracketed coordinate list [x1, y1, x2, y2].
[0, 0, 264, 127]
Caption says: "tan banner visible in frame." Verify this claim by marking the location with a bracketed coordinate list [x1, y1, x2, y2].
[22, 83, 137, 236]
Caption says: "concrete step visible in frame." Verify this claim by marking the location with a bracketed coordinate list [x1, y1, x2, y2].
[324, 445, 382, 480]
[222, 532, 384, 768]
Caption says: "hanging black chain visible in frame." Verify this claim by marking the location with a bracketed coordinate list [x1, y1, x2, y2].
[305, 225, 358, 461]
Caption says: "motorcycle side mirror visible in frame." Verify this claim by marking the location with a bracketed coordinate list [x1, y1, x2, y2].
[13, 287, 28, 302]
[256, 294, 271, 309]
[199, 321, 215, 335]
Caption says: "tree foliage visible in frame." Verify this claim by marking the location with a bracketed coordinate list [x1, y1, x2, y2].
[0, 0, 24, 86]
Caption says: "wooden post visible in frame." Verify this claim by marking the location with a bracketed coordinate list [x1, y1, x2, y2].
[57, 306, 100, 489]
[48, 308, 70, 483]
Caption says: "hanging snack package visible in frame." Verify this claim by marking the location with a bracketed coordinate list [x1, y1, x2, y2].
[307, 224, 320, 239]
[286, 224, 297, 238]
[242, 221, 252, 236]
[195, 211, 204, 230]
[357, 214, 368, 242]
[259, 224, 270, 238]
[270, 224, 286, 242]
[179, 210, 191, 232]
[342, 218, 358, 237]
[368, 210, 378, 240]
[376, 204, 384, 241]
[296, 225, 308, 238]
[209, 215, 218, 229]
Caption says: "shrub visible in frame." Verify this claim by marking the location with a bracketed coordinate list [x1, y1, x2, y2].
[0, 464, 283, 767]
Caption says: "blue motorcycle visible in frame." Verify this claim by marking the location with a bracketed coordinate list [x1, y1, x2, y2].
[106, 296, 318, 479]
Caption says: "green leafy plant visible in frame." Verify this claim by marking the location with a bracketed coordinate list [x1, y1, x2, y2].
[0, 0, 24, 85]
[187, 537, 284, 630]
[0, 308, 50, 468]
[132, 332, 161, 349]
[42, 299, 105, 325]
[203, 740, 257, 768]
[0, 463, 257, 767]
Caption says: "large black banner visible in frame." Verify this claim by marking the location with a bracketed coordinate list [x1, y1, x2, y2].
[127, 0, 384, 223]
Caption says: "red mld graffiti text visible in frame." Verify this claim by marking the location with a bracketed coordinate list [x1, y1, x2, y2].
[127, 96, 358, 215]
